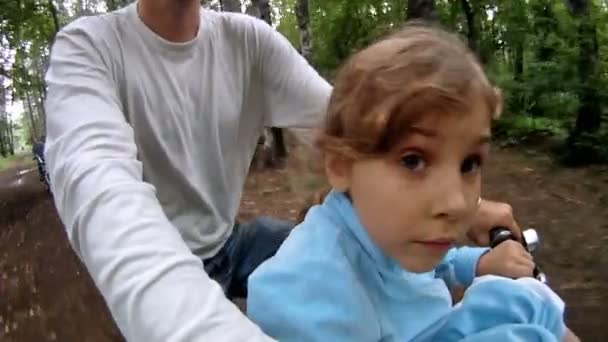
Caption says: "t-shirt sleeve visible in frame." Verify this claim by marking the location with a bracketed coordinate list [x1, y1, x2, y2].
[44, 17, 274, 342]
[252, 18, 332, 129]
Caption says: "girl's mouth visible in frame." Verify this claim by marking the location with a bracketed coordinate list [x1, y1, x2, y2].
[415, 239, 455, 251]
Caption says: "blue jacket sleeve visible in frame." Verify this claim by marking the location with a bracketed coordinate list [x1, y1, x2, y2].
[246, 250, 380, 342]
[435, 246, 489, 289]
[426, 276, 566, 342]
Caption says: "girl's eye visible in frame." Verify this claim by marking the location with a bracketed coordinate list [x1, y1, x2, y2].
[461, 154, 483, 174]
[400, 154, 426, 171]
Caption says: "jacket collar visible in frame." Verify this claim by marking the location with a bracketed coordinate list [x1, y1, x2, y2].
[322, 190, 401, 273]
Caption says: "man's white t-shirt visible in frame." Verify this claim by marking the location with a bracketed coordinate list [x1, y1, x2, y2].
[44, 2, 331, 341]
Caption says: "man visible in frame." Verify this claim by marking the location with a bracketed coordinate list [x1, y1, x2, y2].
[32, 136, 50, 190]
[44, 0, 522, 341]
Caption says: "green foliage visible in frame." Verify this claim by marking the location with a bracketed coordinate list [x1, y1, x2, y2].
[274, 0, 300, 46]
[1, 0, 607, 165]
[493, 115, 568, 143]
[310, 0, 407, 74]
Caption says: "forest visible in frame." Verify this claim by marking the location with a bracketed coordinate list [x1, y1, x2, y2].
[0, 0, 607, 166]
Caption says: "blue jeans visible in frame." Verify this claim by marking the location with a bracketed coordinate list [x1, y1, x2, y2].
[203, 216, 295, 299]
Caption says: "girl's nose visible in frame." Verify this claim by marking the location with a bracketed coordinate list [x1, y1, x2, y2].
[431, 176, 469, 220]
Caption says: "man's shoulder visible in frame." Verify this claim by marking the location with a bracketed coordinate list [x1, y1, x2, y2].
[57, 6, 130, 43]
[206, 9, 264, 28]
[203, 9, 273, 43]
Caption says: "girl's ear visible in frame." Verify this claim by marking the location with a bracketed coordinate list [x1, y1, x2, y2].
[324, 153, 352, 192]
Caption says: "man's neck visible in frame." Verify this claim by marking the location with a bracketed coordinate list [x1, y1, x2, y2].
[137, 0, 200, 42]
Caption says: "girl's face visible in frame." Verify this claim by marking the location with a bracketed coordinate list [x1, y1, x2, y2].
[328, 99, 492, 273]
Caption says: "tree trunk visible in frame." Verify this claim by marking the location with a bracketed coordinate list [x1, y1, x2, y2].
[106, 0, 134, 11]
[536, 3, 556, 62]
[33, 85, 44, 134]
[562, 0, 602, 164]
[75, 0, 84, 16]
[37, 88, 46, 135]
[0, 124, 6, 157]
[567, 0, 602, 135]
[295, 0, 313, 63]
[514, 42, 524, 81]
[255, 0, 272, 24]
[407, 0, 437, 21]
[25, 92, 39, 142]
[513, 39, 525, 110]
[460, 0, 478, 54]
[32, 53, 47, 134]
[0, 111, 7, 158]
[106, 0, 118, 11]
[251, 0, 288, 163]
[269, 128, 287, 160]
[8, 115, 14, 155]
[0, 81, 5, 157]
[220, 0, 241, 12]
[47, 0, 61, 35]
[569, 0, 601, 134]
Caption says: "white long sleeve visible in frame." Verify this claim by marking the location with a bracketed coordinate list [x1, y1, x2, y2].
[44, 14, 276, 342]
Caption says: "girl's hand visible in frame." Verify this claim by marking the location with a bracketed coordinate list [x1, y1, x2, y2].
[467, 200, 522, 246]
[476, 240, 535, 278]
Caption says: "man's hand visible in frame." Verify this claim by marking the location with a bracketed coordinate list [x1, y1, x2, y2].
[476, 240, 535, 278]
[467, 199, 522, 246]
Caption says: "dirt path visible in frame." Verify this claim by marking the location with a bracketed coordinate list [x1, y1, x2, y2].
[1, 148, 607, 341]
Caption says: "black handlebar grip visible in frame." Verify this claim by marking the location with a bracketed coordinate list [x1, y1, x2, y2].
[489, 226, 517, 248]
[489, 226, 546, 283]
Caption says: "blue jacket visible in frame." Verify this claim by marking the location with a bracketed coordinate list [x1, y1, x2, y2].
[247, 190, 565, 341]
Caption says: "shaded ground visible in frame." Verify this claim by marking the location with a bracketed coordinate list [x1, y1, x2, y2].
[1, 147, 607, 341]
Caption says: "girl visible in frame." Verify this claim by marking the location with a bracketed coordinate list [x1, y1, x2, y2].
[247, 24, 574, 341]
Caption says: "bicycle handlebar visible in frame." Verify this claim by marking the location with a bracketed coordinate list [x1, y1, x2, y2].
[489, 226, 547, 284]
